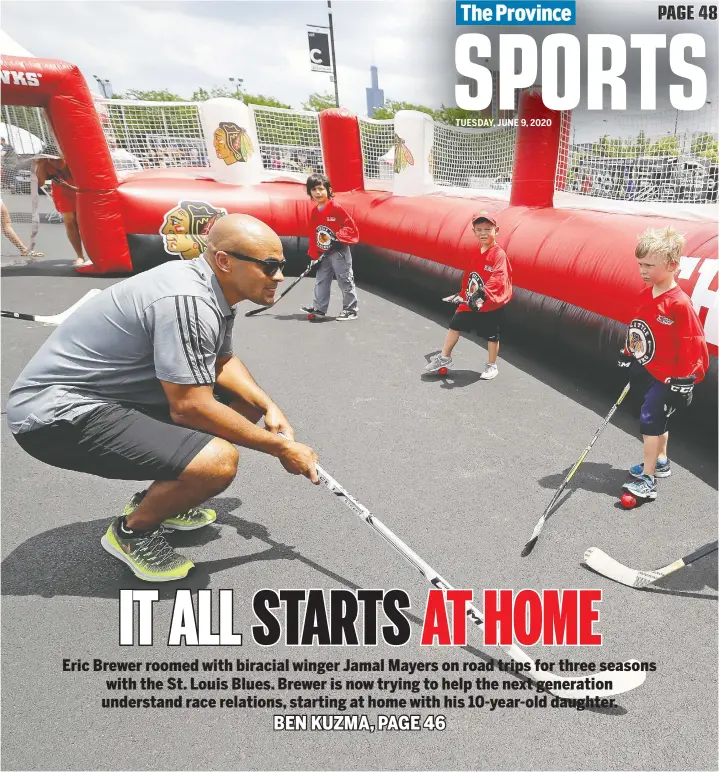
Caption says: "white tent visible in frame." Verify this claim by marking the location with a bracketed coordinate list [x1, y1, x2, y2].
[0, 29, 34, 57]
[1, 123, 44, 154]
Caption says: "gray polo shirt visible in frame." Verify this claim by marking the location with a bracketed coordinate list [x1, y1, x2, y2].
[7, 256, 237, 434]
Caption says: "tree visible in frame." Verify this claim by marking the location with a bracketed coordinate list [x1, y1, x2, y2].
[372, 100, 492, 125]
[691, 131, 718, 161]
[241, 92, 291, 109]
[302, 92, 337, 112]
[646, 135, 680, 156]
[372, 99, 438, 120]
[191, 86, 235, 101]
[592, 135, 612, 157]
[435, 105, 484, 124]
[116, 89, 184, 102]
[191, 85, 290, 109]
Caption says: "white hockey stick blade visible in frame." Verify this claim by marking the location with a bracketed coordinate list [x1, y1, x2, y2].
[313, 458, 646, 699]
[584, 548, 652, 587]
[37, 289, 102, 325]
[584, 542, 718, 589]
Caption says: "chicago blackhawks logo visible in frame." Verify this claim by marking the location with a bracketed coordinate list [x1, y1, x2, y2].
[466, 272, 484, 296]
[315, 224, 336, 252]
[626, 319, 656, 365]
[213, 122, 254, 165]
[393, 133, 414, 174]
[160, 200, 228, 260]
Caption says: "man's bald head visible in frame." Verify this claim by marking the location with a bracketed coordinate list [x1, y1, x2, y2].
[206, 213, 283, 261]
[203, 213, 285, 306]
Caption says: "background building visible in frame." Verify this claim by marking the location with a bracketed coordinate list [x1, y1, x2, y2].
[365, 65, 384, 117]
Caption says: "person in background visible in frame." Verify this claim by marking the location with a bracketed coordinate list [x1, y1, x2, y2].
[301, 173, 360, 321]
[34, 156, 90, 267]
[107, 137, 143, 172]
[1, 137, 20, 189]
[1, 200, 44, 261]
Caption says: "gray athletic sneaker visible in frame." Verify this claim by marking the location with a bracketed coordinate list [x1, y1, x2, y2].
[426, 354, 452, 372]
[622, 474, 658, 500]
[101, 518, 194, 582]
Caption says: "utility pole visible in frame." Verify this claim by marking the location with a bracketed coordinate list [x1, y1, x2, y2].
[327, 1, 339, 107]
[93, 76, 113, 98]
[229, 77, 244, 98]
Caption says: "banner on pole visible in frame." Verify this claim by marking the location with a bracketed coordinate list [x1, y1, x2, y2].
[307, 26, 332, 73]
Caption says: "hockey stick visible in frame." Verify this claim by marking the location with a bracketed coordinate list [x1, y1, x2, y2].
[1, 288, 102, 325]
[584, 540, 718, 589]
[314, 458, 646, 698]
[522, 382, 631, 557]
[245, 257, 322, 317]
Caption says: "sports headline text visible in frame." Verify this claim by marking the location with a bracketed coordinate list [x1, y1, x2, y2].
[455, 33, 708, 110]
[116, 587, 604, 647]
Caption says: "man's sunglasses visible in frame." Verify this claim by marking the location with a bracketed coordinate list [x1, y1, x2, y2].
[221, 250, 286, 276]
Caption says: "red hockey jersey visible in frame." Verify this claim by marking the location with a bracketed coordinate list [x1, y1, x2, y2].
[457, 243, 513, 313]
[625, 285, 709, 383]
[308, 198, 360, 260]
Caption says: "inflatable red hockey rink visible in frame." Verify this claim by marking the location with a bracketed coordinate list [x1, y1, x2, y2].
[2, 55, 716, 362]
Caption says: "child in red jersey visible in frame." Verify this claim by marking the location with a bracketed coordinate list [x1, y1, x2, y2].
[302, 174, 360, 320]
[426, 211, 513, 380]
[34, 157, 90, 267]
[619, 227, 709, 501]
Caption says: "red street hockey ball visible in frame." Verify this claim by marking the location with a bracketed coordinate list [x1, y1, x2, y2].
[308, 314, 315, 321]
[620, 493, 637, 509]
[438, 367, 448, 376]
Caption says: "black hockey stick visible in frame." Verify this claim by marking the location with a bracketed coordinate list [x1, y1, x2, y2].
[313, 457, 646, 698]
[1, 289, 102, 325]
[245, 257, 322, 317]
[584, 540, 718, 588]
[522, 382, 631, 556]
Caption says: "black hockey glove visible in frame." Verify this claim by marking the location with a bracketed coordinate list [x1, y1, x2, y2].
[665, 376, 695, 409]
[468, 286, 486, 311]
[617, 351, 633, 370]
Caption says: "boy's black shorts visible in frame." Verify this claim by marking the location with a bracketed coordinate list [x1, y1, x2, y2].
[449, 306, 506, 342]
[629, 362, 681, 436]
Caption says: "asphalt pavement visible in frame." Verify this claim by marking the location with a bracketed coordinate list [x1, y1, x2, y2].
[1, 223, 717, 771]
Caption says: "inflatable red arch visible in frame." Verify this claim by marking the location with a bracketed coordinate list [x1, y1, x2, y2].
[2, 56, 131, 271]
[2, 55, 716, 372]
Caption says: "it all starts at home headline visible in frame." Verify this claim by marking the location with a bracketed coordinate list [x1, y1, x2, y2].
[454, 1, 712, 111]
[111, 588, 604, 648]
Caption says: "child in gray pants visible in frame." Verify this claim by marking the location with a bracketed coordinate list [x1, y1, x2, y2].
[302, 173, 360, 320]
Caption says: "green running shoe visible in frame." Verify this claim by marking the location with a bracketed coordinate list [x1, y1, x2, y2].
[124, 492, 217, 531]
[101, 518, 194, 582]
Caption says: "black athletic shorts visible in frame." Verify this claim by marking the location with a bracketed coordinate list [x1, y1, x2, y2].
[449, 306, 505, 342]
[13, 402, 215, 481]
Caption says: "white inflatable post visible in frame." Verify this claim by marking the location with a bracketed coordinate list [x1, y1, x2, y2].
[199, 98, 263, 184]
[392, 110, 434, 197]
